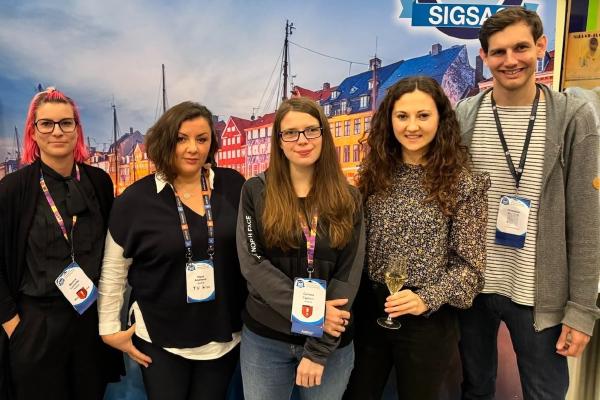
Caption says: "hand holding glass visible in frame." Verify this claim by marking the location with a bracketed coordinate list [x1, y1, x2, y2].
[377, 254, 408, 330]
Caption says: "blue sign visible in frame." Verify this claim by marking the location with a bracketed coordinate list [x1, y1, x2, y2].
[399, 0, 540, 40]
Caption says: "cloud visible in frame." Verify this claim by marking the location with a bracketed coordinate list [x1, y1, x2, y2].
[0, 0, 557, 143]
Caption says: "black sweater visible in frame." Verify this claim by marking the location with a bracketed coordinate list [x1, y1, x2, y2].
[0, 159, 122, 398]
[107, 168, 247, 348]
[236, 173, 366, 365]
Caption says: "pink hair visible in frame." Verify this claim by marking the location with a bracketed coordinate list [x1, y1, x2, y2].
[22, 87, 89, 164]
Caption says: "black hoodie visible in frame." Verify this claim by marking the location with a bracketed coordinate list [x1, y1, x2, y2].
[236, 172, 365, 365]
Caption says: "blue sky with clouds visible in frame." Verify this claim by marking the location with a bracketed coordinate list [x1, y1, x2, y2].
[0, 0, 556, 157]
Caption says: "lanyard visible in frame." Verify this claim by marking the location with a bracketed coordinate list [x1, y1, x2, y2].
[172, 172, 215, 262]
[39, 164, 80, 261]
[490, 85, 541, 191]
[299, 211, 318, 279]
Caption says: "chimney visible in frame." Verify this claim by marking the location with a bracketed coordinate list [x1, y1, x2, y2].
[129, 127, 133, 134]
[475, 55, 484, 82]
[322, 82, 330, 90]
[431, 43, 442, 56]
[369, 57, 381, 71]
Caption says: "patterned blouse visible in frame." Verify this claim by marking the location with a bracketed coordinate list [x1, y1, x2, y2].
[366, 164, 490, 312]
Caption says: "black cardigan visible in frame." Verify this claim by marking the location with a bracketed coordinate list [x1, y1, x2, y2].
[0, 159, 123, 398]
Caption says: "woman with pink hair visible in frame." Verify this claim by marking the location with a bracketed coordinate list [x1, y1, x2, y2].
[0, 88, 123, 400]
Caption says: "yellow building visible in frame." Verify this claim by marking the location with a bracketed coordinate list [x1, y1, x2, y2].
[329, 110, 372, 183]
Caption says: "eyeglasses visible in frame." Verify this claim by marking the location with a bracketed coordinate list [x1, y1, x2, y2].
[34, 118, 77, 134]
[279, 127, 323, 142]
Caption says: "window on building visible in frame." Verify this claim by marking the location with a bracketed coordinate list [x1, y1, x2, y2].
[341, 100, 347, 114]
[353, 144, 360, 162]
[331, 91, 339, 100]
[335, 146, 341, 162]
[360, 95, 370, 109]
[266, 127, 270, 137]
[344, 120, 351, 136]
[354, 118, 361, 134]
[237, 149, 241, 158]
[260, 128, 265, 138]
[364, 116, 371, 132]
[368, 80, 373, 90]
[343, 145, 350, 163]
[335, 121, 342, 137]
[324, 104, 331, 116]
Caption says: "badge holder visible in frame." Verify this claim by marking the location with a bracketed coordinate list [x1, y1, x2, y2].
[495, 195, 531, 249]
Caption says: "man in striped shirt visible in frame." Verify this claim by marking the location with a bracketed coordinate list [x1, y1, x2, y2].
[455, 7, 600, 400]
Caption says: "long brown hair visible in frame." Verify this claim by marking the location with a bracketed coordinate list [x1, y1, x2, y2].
[263, 97, 357, 250]
[357, 76, 469, 215]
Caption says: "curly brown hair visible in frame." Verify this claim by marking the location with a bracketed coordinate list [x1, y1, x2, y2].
[356, 76, 470, 215]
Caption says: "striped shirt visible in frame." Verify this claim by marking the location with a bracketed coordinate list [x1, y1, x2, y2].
[470, 93, 546, 306]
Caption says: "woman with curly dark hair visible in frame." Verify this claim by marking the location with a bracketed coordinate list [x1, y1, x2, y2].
[344, 76, 490, 400]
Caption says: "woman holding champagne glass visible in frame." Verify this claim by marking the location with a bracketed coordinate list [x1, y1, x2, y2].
[344, 76, 490, 400]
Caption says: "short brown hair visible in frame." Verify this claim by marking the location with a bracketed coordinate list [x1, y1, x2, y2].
[146, 101, 219, 182]
[479, 7, 544, 53]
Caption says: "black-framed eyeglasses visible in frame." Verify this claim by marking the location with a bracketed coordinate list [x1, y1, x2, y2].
[34, 118, 77, 134]
[279, 127, 323, 142]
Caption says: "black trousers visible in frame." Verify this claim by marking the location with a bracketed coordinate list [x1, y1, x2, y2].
[344, 277, 460, 400]
[133, 335, 239, 400]
[9, 295, 111, 400]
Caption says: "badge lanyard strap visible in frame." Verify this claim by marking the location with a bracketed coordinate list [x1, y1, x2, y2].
[172, 172, 214, 263]
[39, 164, 81, 262]
[491, 85, 541, 194]
[299, 212, 318, 279]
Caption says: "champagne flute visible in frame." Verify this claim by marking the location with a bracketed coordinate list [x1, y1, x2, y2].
[377, 254, 408, 330]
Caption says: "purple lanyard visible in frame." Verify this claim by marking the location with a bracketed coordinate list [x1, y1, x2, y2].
[39, 165, 80, 261]
[172, 172, 214, 262]
[300, 212, 318, 279]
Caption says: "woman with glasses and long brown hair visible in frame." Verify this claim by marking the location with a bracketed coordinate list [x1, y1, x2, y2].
[0, 87, 123, 400]
[237, 97, 365, 400]
[344, 76, 489, 400]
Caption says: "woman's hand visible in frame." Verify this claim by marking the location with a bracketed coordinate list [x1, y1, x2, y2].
[101, 324, 152, 367]
[2, 314, 20, 338]
[324, 298, 350, 337]
[384, 289, 428, 318]
[296, 357, 325, 388]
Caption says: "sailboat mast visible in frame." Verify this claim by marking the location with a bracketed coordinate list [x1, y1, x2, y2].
[282, 20, 294, 101]
[162, 64, 167, 114]
[112, 103, 119, 195]
[14, 126, 20, 167]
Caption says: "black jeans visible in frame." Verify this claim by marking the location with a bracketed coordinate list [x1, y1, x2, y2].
[133, 335, 239, 400]
[458, 293, 568, 400]
[9, 295, 110, 400]
[344, 278, 460, 400]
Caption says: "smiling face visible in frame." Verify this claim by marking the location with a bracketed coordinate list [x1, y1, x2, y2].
[33, 102, 78, 163]
[480, 21, 547, 96]
[279, 110, 323, 172]
[391, 89, 439, 165]
[173, 116, 212, 179]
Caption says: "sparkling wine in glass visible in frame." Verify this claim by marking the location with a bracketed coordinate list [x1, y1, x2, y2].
[377, 254, 408, 330]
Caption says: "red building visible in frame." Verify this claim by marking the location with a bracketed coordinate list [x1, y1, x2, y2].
[216, 116, 252, 176]
[245, 112, 275, 178]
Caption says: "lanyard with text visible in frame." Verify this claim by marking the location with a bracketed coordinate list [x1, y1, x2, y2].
[292, 210, 325, 337]
[172, 171, 216, 303]
[299, 212, 318, 279]
[490, 85, 541, 192]
[39, 164, 80, 260]
[42, 165, 98, 315]
[172, 172, 214, 261]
